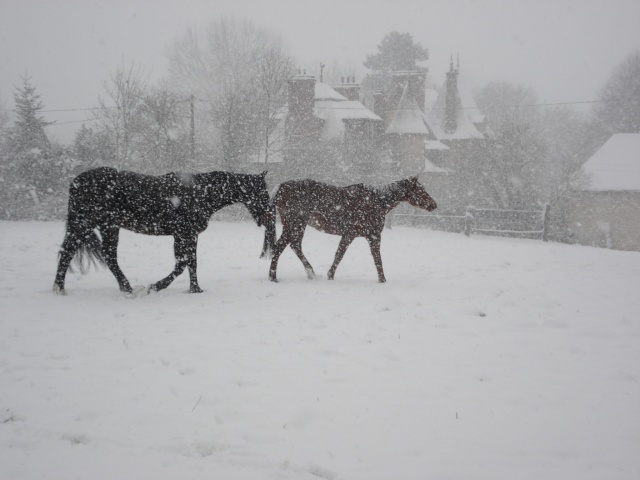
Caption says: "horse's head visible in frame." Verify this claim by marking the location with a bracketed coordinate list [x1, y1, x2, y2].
[238, 171, 272, 226]
[402, 176, 437, 212]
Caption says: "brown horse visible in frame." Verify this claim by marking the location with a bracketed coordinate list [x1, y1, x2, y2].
[261, 176, 437, 282]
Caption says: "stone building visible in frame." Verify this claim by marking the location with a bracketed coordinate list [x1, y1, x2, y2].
[563, 133, 640, 251]
[259, 59, 490, 206]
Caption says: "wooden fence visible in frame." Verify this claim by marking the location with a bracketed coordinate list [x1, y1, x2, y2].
[389, 204, 551, 241]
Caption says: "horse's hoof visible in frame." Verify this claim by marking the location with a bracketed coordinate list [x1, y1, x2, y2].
[378, 278, 387, 283]
[189, 287, 204, 293]
[125, 285, 149, 298]
[52, 284, 66, 295]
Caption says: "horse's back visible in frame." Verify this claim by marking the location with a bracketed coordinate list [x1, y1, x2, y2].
[274, 179, 385, 235]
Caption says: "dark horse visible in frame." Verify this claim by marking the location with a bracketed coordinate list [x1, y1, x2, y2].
[261, 176, 437, 283]
[53, 167, 271, 295]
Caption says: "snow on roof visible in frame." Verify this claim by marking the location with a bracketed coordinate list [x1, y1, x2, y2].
[424, 157, 448, 173]
[424, 88, 439, 110]
[581, 133, 640, 191]
[314, 82, 347, 101]
[424, 139, 449, 150]
[314, 100, 381, 121]
[312, 82, 381, 140]
[385, 83, 430, 135]
[314, 100, 381, 140]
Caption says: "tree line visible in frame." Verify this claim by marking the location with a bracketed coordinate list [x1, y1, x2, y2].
[0, 20, 638, 224]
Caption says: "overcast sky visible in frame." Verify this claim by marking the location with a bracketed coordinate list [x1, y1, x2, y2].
[1, 0, 639, 144]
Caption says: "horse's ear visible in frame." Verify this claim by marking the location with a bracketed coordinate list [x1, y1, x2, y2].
[260, 170, 268, 178]
[411, 175, 419, 183]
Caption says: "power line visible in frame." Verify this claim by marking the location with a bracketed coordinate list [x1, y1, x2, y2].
[38, 95, 638, 127]
[41, 106, 116, 113]
[461, 97, 636, 111]
[47, 117, 109, 126]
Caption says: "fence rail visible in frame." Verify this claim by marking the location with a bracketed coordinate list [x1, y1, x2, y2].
[389, 204, 551, 241]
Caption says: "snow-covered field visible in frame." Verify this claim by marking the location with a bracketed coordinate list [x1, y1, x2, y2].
[1, 219, 639, 480]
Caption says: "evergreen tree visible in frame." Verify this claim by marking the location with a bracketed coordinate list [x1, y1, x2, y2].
[0, 75, 73, 220]
[363, 32, 428, 72]
[592, 50, 640, 134]
[9, 74, 52, 153]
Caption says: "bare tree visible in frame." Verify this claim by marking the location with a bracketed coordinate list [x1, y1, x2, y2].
[542, 106, 595, 204]
[255, 43, 294, 163]
[167, 17, 293, 169]
[475, 81, 548, 209]
[136, 85, 192, 172]
[94, 62, 147, 169]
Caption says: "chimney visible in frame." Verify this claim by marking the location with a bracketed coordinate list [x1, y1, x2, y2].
[288, 70, 316, 119]
[333, 76, 361, 101]
[372, 90, 386, 120]
[407, 71, 426, 112]
[443, 57, 460, 134]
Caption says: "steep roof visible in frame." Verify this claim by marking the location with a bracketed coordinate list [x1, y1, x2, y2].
[314, 82, 348, 101]
[385, 82, 430, 135]
[424, 157, 448, 173]
[581, 134, 640, 191]
[426, 67, 484, 140]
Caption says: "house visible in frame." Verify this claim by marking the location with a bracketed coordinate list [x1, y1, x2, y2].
[372, 70, 446, 175]
[259, 71, 383, 184]
[259, 59, 489, 200]
[563, 133, 640, 251]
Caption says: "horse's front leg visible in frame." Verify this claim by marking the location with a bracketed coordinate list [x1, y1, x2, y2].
[148, 234, 194, 293]
[366, 233, 386, 283]
[100, 225, 133, 293]
[53, 229, 78, 295]
[327, 234, 354, 280]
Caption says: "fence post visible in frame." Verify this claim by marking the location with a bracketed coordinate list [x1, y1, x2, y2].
[464, 207, 474, 236]
[542, 203, 551, 242]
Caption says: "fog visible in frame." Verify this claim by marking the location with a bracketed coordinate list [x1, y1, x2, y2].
[1, 0, 639, 143]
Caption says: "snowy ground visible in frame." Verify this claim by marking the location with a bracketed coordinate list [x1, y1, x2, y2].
[1, 219, 639, 480]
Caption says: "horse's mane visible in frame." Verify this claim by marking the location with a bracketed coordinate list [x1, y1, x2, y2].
[369, 179, 408, 205]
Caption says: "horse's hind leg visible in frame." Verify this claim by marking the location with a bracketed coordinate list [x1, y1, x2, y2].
[268, 232, 289, 282]
[184, 235, 203, 293]
[327, 234, 354, 280]
[288, 227, 316, 280]
[366, 233, 386, 283]
[100, 225, 132, 293]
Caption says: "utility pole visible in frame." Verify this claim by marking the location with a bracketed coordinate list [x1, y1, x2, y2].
[190, 94, 195, 162]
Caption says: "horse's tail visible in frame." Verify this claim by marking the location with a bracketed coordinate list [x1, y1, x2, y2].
[260, 185, 280, 259]
[73, 229, 106, 273]
[61, 222, 106, 275]
[63, 181, 107, 275]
